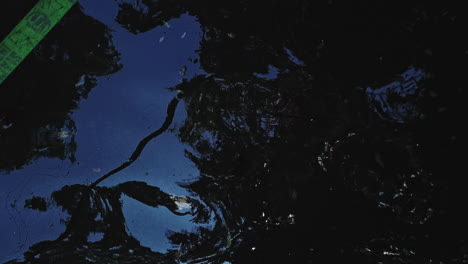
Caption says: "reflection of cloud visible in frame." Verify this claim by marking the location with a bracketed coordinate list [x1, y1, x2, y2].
[366, 66, 427, 123]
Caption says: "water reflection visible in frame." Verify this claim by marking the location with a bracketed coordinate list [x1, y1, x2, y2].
[0, 1, 122, 172]
[8, 181, 197, 263]
[366, 66, 427, 123]
[1, 0, 204, 262]
[2, 0, 468, 263]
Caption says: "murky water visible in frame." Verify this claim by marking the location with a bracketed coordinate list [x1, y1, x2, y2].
[1, 0, 467, 263]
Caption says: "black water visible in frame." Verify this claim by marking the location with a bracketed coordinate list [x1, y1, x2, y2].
[1, 0, 467, 263]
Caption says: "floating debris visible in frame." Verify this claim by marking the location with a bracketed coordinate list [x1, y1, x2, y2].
[226, 232, 233, 248]
[57, 130, 70, 138]
[159, 36, 165, 43]
[172, 196, 192, 210]
[92, 168, 102, 173]
[162, 20, 171, 28]
[1, 122, 12, 130]
[0, 116, 13, 130]
[181, 32, 186, 39]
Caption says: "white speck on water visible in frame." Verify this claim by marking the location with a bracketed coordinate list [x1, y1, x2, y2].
[383, 251, 399, 256]
[75, 74, 86, 87]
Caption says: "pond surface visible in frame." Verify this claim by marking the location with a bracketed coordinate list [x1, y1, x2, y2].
[1, 0, 467, 263]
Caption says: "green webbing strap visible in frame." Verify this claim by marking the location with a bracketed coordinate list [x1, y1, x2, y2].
[0, 0, 77, 85]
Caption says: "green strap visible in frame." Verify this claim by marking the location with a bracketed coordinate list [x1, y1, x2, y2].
[0, 0, 77, 85]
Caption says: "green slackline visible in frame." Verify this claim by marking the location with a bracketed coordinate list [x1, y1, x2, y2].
[0, 0, 77, 85]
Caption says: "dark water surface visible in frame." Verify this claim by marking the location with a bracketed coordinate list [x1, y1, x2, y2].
[1, 0, 467, 263]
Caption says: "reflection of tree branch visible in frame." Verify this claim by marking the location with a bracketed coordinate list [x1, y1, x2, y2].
[91, 95, 182, 187]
